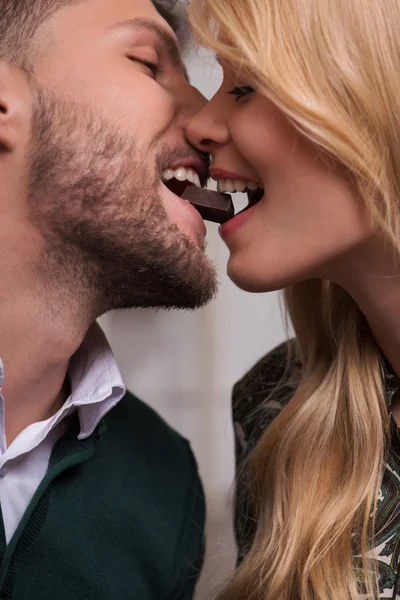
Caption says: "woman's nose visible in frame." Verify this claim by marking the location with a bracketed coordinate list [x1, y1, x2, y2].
[186, 100, 230, 153]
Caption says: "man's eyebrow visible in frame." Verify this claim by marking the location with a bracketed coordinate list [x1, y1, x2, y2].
[109, 17, 190, 82]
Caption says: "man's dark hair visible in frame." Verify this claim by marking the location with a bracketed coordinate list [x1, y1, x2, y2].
[0, 0, 190, 69]
[152, 0, 191, 48]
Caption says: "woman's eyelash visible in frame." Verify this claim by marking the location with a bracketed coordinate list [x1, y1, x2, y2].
[228, 86, 255, 101]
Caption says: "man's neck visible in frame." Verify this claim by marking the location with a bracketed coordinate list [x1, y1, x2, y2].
[0, 289, 92, 446]
[3, 368, 71, 446]
[0, 211, 103, 445]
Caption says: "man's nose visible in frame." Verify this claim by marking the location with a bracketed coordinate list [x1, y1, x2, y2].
[185, 98, 230, 154]
[179, 82, 207, 121]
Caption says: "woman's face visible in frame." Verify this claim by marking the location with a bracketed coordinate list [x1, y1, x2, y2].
[186, 63, 374, 292]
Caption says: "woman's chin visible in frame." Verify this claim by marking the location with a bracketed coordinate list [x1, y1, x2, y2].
[227, 260, 285, 294]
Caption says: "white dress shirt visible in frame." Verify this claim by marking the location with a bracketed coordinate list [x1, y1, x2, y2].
[0, 323, 126, 542]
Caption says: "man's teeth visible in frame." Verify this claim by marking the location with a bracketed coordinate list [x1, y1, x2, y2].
[162, 166, 201, 188]
[216, 178, 262, 193]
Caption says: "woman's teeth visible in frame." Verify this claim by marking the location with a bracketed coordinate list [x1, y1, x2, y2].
[162, 166, 201, 188]
[216, 178, 261, 193]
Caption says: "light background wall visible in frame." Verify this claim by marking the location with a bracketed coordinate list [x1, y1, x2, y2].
[100, 48, 287, 599]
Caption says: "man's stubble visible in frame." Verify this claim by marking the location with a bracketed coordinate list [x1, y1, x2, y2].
[27, 88, 218, 320]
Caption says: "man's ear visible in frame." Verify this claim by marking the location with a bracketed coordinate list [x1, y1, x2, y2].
[0, 61, 32, 152]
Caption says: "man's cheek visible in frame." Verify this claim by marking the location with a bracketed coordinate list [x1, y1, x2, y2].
[126, 95, 176, 140]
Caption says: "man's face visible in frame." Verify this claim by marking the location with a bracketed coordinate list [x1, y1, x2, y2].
[22, 0, 217, 311]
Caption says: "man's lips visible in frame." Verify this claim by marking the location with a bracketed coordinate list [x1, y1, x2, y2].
[161, 181, 207, 238]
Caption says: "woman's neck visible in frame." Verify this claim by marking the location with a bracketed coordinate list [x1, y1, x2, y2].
[325, 234, 400, 377]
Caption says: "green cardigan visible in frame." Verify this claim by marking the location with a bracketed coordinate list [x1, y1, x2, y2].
[0, 392, 205, 600]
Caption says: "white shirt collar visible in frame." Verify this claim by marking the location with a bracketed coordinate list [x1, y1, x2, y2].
[68, 322, 126, 439]
[0, 322, 126, 459]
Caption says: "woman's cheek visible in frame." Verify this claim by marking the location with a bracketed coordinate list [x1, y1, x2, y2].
[229, 108, 273, 177]
[230, 98, 298, 177]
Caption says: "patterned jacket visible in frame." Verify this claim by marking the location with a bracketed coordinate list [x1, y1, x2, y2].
[232, 342, 400, 598]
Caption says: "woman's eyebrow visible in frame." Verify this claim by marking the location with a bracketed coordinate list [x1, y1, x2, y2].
[108, 16, 190, 82]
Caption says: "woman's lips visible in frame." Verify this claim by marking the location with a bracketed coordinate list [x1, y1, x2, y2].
[219, 202, 260, 240]
[209, 168, 261, 186]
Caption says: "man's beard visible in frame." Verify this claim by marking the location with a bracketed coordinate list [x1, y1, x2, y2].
[27, 88, 217, 317]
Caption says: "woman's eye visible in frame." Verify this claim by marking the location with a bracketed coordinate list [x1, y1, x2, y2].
[129, 58, 160, 79]
[228, 86, 255, 102]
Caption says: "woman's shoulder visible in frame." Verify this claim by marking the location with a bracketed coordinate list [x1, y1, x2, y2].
[233, 339, 299, 463]
[232, 340, 300, 562]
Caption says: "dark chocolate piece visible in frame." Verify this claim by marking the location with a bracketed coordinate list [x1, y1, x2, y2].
[182, 186, 234, 224]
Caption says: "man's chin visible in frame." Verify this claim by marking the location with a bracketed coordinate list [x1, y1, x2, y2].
[175, 260, 219, 310]
[99, 238, 218, 313]
[135, 257, 217, 311]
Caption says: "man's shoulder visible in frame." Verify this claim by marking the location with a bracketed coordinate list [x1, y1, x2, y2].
[102, 390, 198, 485]
[84, 392, 205, 598]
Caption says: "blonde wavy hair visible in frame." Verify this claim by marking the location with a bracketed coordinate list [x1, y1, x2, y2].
[188, 0, 400, 598]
